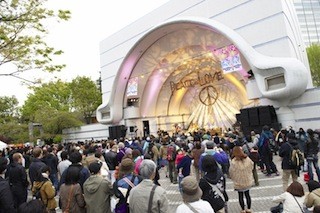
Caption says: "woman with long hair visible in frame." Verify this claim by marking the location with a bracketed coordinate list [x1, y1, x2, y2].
[229, 146, 254, 213]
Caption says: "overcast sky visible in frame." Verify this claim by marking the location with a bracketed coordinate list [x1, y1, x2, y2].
[0, 0, 169, 105]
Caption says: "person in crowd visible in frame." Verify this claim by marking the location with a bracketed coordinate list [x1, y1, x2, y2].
[84, 146, 97, 168]
[132, 149, 143, 175]
[191, 141, 204, 182]
[176, 148, 193, 192]
[83, 161, 113, 213]
[159, 139, 170, 178]
[57, 151, 71, 178]
[229, 146, 254, 213]
[279, 132, 299, 191]
[59, 165, 86, 213]
[114, 158, 141, 199]
[272, 181, 305, 212]
[116, 142, 126, 164]
[176, 176, 214, 213]
[5, 152, 29, 208]
[0, 157, 15, 213]
[60, 151, 90, 190]
[144, 153, 160, 185]
[104, 144, 118, 184]
[297, 128, 308, 153]
[304, 180, 320, 210]
[242, 135, 259, 186]
[18, 199, 47, 213]
[129, 159, 168, 212]
[258, 125, 279, 177]
[43, 147, 59, 190]
[199, 141, 216, 172]
[29, 147, 46, 187]
[94, 152, 109, 180]
[305, 129, 320, 181]
[32, 165, 57, 213]
[199, 155, 228, 213]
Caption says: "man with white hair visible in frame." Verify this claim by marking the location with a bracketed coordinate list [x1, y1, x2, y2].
[129, 160, 168, 213]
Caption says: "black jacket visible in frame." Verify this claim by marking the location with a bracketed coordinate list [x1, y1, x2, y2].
[305, 138, 319, 157]
[279, 140, 299, 170]
[104, 151, 118, 170]
[43, 153, 58, 174]
[0, 176, 16, 213]
[28, 158, 46, 184]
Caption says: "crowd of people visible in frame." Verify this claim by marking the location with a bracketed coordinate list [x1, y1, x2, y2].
[0, 125, 319, 213]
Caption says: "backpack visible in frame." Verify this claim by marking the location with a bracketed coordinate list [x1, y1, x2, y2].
[167, 145, 176, 161]
[200, 178, 225, 212]
[287, 143, 304, 168]
[114, 175, 140, 213]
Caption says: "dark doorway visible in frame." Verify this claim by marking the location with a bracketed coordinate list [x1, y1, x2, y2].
[143, 120, 150, 137]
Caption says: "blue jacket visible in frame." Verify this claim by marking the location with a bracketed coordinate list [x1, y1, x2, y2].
[177, 155, 192, 177]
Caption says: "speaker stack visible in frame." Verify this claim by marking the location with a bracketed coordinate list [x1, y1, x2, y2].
[108, 125, 127, 140]
[236, 105, 281, 136]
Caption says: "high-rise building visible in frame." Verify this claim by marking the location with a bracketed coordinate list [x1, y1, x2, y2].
[294, 0, 320, 46]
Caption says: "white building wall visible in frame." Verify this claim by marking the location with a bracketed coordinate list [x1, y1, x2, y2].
[63, 123, 109, 142]
[99, 0, 311, 105]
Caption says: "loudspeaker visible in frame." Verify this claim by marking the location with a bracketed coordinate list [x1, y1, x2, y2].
[129, 126, 135, 132]
[248, 107, 259, 126]
[259, 106, 278, 125]
[108, 125, 127, 140]
[240, 109, 250, 126]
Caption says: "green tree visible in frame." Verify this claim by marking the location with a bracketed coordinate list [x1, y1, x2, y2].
[69, 76, 102, 124]
[0, 0, 71, 81]
[34, 108, 82, 135]
[21, 80, 72, 121]
[0, 95, 19, 123]
[0, 122, 29, 143]
[307, 43, 320, 87]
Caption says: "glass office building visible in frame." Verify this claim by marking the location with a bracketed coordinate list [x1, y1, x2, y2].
[294, 0, 320, 46]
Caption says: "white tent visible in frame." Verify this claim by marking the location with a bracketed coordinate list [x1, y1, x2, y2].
[0, 141, 8, 150]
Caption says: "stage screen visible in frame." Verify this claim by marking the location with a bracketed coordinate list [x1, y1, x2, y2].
[127, 77, 138, 97]
[214, 44, 243, 73]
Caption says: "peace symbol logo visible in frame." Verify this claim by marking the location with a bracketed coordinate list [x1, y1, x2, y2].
[198, 86, 218, 106]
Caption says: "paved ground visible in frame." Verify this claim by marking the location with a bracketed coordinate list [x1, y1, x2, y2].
[28, 155, 309, 213]
[158, 155, 308, 213]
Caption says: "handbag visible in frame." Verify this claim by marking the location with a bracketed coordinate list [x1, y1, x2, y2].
[63, 184, 74, 213]
[201, 178, 225, 212]
[270, 202, 283, 213]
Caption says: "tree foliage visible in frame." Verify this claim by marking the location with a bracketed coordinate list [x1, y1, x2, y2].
[34, 108, 82, 135]
[21, 77, 101, 125]
[0, 95, 19, 123]
[307, 43, 320, 87]
[0, 0, 71, 79]
[21, 80, 72, 121]
[0, 122, 29, 143]
[70, 76, 102, 124]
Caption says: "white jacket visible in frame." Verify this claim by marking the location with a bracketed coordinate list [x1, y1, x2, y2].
[273, 192, 305, 213]
[176, 199, 214, 213]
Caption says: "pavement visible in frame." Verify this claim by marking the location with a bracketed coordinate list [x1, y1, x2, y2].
[28, 155, 310, 213]
[158, 154, 309, 213]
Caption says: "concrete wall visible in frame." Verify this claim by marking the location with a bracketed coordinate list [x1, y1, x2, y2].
[63, 123, 109, 142]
